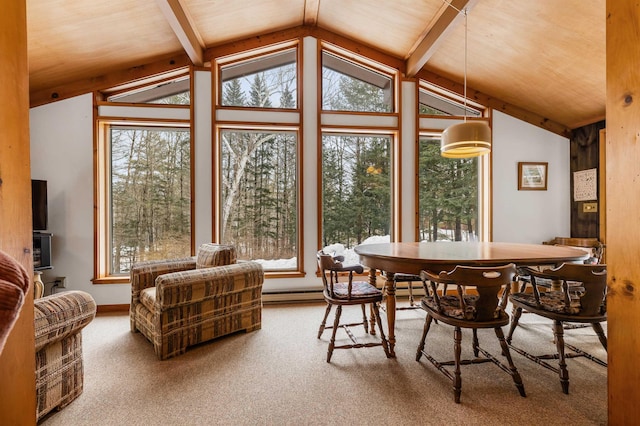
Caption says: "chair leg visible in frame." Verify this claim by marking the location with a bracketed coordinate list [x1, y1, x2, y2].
[318, 303, 332, 339]
[495, 326, 526, 397]
[453, 326, 462, 403]
[369, 303, 377, 335]
[360, 304, 369, 334]
[416, 314, 434, 361]
[592, 322, 608, 351]
[472, 329, 479, 357]
[372, 302, 391, 358]
[408, 280, 415, 306]
[327, 305, 342, 363]
[553, 320, 570, 394]
[506, 306, 523, 344]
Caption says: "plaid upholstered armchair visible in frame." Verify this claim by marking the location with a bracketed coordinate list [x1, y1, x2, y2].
[130, 243, 264, 360]
[35, 290, 96, 421]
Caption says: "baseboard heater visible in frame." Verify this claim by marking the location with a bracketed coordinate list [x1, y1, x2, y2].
[262, 286, 424, 304]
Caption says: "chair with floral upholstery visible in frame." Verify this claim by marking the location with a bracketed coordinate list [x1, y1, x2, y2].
[416, 263, 526, 403]
[507, 263, 607, 394]
[316, 251, 390, 362]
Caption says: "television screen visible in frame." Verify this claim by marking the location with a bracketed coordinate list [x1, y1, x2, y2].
[32, 179, 48, 231]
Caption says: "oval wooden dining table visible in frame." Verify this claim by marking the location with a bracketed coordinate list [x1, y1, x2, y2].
[354, 241, 589, 357]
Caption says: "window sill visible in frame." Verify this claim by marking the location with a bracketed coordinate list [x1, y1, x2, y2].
[92, 276, 130, 285]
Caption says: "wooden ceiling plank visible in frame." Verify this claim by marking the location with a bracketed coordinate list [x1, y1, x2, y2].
[156, 0, 205, 66]
[406, 0, 478, 77]
[311, 26, 406, 73]
[418, 69, 571, 137]
[304, 0, 320, 25]
[204, 26, 310, 62]
[29, 53, 191, 108]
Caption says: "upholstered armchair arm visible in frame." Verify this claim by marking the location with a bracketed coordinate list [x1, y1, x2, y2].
[130, 257, 196, 304]
[155, 261, 264, 309]
[34, 291, 97, 352]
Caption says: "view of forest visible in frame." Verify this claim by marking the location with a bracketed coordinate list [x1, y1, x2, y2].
[108, 51, 479, 274]
[110, 125, 191, 273]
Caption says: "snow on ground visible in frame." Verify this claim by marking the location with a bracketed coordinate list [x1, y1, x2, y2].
[253, 235, 391, 269]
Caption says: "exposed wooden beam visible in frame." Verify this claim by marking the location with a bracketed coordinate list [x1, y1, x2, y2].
[304, 0, 321, 25]
[406, 0, 479, 78]
[155, 0, 205, 66]
[29, 53, 191, 108]
[568, 114, 606, 130]
[418, 69, 571, 137]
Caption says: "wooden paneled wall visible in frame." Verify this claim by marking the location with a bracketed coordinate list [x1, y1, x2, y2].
[570, 121, 606, 238]
[0, 0, 36, 424]
[606, 0, 640, 422]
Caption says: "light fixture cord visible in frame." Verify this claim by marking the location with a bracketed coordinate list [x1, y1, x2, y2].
[442, 1, 469, 122]
[463, 8, 468, 122]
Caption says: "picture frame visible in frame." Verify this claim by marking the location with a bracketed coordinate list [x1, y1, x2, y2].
[518, 162, 548, 190]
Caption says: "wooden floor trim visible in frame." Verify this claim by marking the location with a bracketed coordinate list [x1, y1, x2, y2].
[97, 304, 130, 314]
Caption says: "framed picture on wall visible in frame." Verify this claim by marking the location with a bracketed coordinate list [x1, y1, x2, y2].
[518, 162, 548, 190]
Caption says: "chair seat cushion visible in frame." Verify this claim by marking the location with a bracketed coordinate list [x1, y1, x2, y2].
[332, 281, 382, 299]
[140, 287, 157, 312]
[423, 295, 504, 321]
[511, 291, 583, 315]
[393, 273, 420, 282]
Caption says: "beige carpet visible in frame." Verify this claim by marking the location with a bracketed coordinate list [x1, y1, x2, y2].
[41, 302, 607, 425]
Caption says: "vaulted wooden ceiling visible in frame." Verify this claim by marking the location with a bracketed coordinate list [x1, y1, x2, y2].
[27, 0, 605, 135]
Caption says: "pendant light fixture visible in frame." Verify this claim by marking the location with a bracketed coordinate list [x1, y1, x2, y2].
[441, 7, 491, 158]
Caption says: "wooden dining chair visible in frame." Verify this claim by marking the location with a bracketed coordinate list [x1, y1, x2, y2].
[543, 237, 605, 264]
[416, 263, 526, 403]
[316, 251, 390, 362]
[515, 237, 605, 293]
[378, 272, 423, 311]
[506, 263, 607, 394]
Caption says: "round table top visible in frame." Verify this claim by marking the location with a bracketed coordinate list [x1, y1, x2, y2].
[354, 241, 589, 274]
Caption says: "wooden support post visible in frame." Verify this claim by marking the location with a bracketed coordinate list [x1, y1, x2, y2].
[606, 0, 640, 422]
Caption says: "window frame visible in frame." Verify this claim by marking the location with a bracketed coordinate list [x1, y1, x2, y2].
[214, 41, 304, 277]
[215, 41, 301, 111]
[416, 80, 491, 242]
[93, 76, 194, 283]
[320, 43, 399, 115]
[215, 124, 303, 276]
[318, 43, 401, 254]
[100, 69, 191, 105]
[319, 130, 397, 253]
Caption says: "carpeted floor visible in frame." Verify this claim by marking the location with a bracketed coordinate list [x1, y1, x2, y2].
[40, 302, 607, 425]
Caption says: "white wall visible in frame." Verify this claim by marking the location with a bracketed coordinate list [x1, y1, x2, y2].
[29, 82, 570, 306]
[30, 94, 131, 304]
[492, 111, 571, 242]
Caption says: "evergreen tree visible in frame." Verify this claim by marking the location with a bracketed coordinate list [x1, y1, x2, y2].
[223, 79, 246, 106]
[418, 138, 478, 241]
[110, 127, 191, 272]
